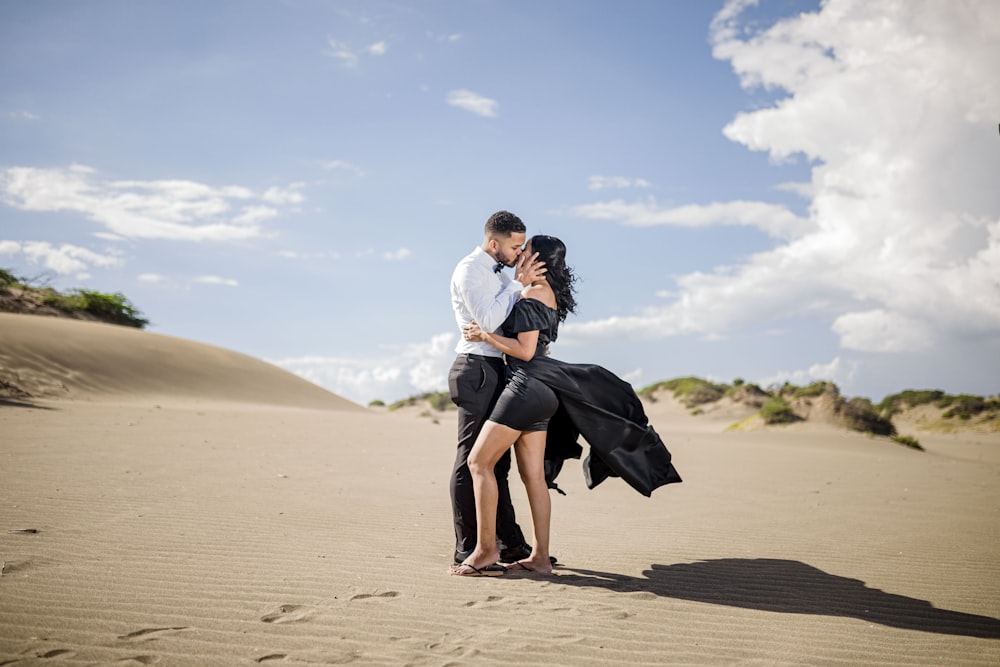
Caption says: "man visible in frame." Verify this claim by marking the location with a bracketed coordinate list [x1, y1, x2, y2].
[448, 210, 546, 565]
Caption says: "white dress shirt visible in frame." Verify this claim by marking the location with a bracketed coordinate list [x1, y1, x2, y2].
[451, 246, 523, 356]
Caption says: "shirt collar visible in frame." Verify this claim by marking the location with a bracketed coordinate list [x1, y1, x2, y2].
[473, 246, 497, 270]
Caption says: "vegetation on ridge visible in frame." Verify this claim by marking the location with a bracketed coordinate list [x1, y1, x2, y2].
[1, 268, 149, 329]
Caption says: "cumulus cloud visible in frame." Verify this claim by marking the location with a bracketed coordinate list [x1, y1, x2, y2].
[446, 89, 498, 118]
[383, 247, 411, 261]
[321, 160, 366, 177]
[573, 197, 811, 240]
[0, 239, 122, 278]
[324, 38, 358, 67]
[8, 111, 39, 121]
[587, 176, 652, 191]
[0, 165, 302, 241]
[565, 0, 1000, 364]
[758, 357, 858, 391]
[271, 332, 456, 404]
[324, 38, 387, 66]
[193, 275, 239, 287]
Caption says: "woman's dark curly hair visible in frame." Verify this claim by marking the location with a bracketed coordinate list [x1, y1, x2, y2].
[530, 234, 576, 322]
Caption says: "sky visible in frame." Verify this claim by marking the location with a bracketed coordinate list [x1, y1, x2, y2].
[2, 0, 998, 407]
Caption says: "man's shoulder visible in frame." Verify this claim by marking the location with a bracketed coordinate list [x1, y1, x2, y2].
[452, 248, 485, 280]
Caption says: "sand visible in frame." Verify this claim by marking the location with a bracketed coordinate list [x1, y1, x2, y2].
[1, 313, 999, 666]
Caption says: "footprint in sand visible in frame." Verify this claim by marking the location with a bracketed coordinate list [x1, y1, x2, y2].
[349, 591, 399, 601]
[117, 627, 189, 642]
[260, 605, 312, 624]
[37, 649, 75, 659]
[255, 654, 287, 663]
[462, 595, 506, 608]
[117, 656, 159, 665]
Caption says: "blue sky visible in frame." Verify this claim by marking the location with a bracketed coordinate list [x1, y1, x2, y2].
[2, 0, 998, 406]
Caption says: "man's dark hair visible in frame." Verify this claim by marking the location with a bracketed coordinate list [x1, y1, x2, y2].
[484, 210, 526, 238]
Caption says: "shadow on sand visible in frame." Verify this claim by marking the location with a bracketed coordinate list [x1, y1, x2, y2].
[554, 558, 1000, 639]
[0, 397, 56, 410]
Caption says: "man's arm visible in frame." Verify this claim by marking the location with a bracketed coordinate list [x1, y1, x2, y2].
[458, 269, 521, 333]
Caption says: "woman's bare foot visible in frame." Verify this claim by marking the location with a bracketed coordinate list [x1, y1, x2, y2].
[507, 558, 553, 575]
[447, 548, 501, 575]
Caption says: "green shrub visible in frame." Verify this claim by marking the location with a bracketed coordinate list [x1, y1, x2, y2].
[891, 435, 924, 451]
[639, 376, 727, 406]
[0, 268, 24, 288]
[389, 390, 454, 412]
[878, 389, 946, 416]
[839, 397, 896, 436]
[2, 269, 149, 329]
[788, 381, 839, 399]
[368, 399, 386, 407]
[940, 394, 988, 420]
[759, 396, 799, 424]
[61, 290, 149, 328]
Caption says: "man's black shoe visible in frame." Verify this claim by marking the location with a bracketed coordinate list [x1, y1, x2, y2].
[499, 544, 532, 563]
[502, 544, 558, 566]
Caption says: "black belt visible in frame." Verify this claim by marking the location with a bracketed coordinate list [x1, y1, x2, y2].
[458, 353, 504, 363]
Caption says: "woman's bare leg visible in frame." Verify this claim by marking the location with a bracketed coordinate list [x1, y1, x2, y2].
[512, 431, 553, 574]
[449, 420, 522, 573]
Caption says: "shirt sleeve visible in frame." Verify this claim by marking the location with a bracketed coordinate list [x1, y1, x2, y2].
[455, 263, 521, 333]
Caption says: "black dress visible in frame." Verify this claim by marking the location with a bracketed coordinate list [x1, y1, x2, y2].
[491, 298, 682, 497]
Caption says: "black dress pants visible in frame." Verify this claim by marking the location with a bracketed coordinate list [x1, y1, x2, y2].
[448, 353, 526, 555]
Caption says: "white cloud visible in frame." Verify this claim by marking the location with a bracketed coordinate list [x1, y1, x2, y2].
[0, 239, 122, 277]
[0, 165, 302, 241]
[565, 0, 1000, 365]
[383, 247, 411, 261]
[758, 356, 858, 392]
[271, 332, 456, 404]
[446, 89, 498, 118]
[8, 111, 39, 121]
[193, 275, 239, 287]
[138, 273, 165, 283]
[262, 185, 305, 204]
[324, 38, 358, 67]
[831, 310, 934, 353]
[587, 176, 652, 191]
[321, 160, 366, 177]
[621, 368, 644, 385]
[368, 41, 388, 56]
[573, 197, 811, 239]
[232, 205, 278, 226]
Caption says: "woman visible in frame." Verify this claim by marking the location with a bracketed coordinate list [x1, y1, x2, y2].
[448, 235, 681, 577]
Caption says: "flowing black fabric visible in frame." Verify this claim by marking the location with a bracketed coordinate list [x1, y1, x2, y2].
[499, 299, 682, 497]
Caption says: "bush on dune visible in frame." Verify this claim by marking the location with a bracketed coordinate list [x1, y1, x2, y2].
[638, 376, 728, 406]
[1, 267, 149, 329]
[878, 389, 946, 417]
[782, 380, 839, 399]
[759, 396, 800, 424]
[939, 394, 997, 420]
[49, 289, 149, 329]
[389, 391, 453, 412]
[879, 389, 999, 423]
[838, 397, 896, 437]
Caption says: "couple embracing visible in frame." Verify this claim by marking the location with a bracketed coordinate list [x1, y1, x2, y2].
[447, 210, 681, 577]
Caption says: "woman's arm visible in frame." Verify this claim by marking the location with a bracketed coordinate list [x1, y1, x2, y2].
[466, 322, 539, 362]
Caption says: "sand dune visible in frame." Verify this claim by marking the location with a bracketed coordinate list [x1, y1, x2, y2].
[0, 313, 359, 410]
[1, 312, 999, 665]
